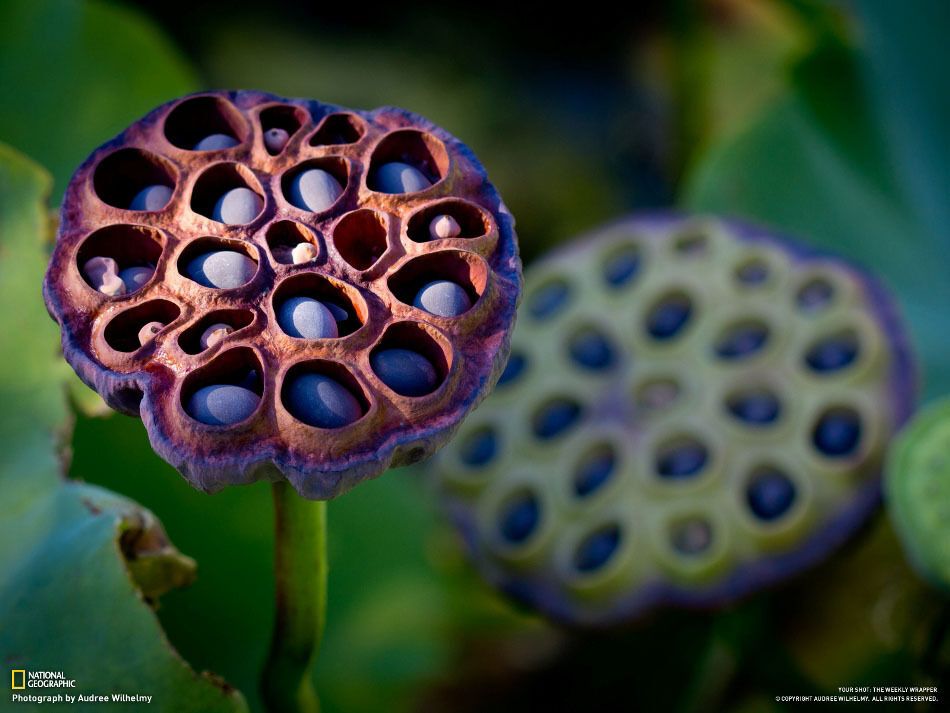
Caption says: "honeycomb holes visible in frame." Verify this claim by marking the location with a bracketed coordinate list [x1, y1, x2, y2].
[308, 112, 366, 147]
[164, 95, 248, 151]
[406, 198, 494, 243]
[92, 148, 177, 211]
[367, 129, 449, 193]
[178, 309, 255, 355]
[369, 321, 452, 398]
[180, 347, 265, 427]
[103, 299, 181, 353]
[271, 272, 366, 338]
[387, 250, 488, 318]
[75, 224, 164, 295]
[265, 220, 320, 265]
[280, 158, 349, 214]
[190, 163, 266, 224]
[332, 209, 389, 270]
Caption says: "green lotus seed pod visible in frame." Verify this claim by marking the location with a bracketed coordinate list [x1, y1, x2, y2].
[430, 214, 915, 625]
[886, 396, 950, 589]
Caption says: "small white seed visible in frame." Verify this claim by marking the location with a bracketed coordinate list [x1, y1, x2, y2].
[429, 214, 461, 240]
[264, 128, 290, 153]
[291, 242, 318, 264]
[199, 323, 233, 350]
[137, 321, 164, 346]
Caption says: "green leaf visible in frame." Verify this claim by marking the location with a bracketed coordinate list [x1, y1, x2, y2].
[0, 143, 247, 712]
[684, 0, 950, 399]
[0, 0, 197, 203]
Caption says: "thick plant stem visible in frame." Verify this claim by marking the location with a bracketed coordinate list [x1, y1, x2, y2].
[261, 481, 327, 713]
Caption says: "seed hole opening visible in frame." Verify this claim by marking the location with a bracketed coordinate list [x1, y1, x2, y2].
[309, 112, 366, 146]
[406, 198, 492, 243]
[368, 129, 449, 192]
[92, 148, 177, 210]
[190, 163, 264, 223]
[388, 250, 487, 315]
[272, 272, 366, 337]
[103, 300, 180, 352]
[178, 309, 254, 354]
[333, 209, 388, 270]
[164, 95, 247, 150]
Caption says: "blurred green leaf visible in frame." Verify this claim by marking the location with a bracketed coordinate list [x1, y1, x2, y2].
[0, 143, 246, 712]
[0, 0, 197, 202]
[684, 0, 950, 399]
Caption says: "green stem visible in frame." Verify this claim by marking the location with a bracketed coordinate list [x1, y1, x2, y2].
[261, 481, 327, 713]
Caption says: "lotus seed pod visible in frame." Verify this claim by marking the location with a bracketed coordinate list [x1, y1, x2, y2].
[374, 161, 432, 194]
[42, 90, 521, 500]
[430, 214, 915, 625]
[886, 396, 950, 589]
[287, 168, 343, 213]
[370, 348, 438, 397]
[277, 296, 339, 340]
[119, 265, 155, 293]
[291, 242, 318, 264]
[430, 214, 461, 240]
[129, 184, 173, 211]
[188, 384, 260, 425]
[137, 321, 164, 347]
[199, 323, 233, 350]
[193, 133, 239, 151]
[264, 127, 290, 153]
[212, 187, 264, 224]
[413, 280, 472, 317]
[185, 250, 257, 289]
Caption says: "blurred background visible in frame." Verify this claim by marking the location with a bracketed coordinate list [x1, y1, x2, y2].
[2, 0, 948, 711]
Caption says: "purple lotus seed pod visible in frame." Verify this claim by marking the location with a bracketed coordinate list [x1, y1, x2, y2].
[42, 90, 521, 500]
[430, 214, 915, 625]
[129, 184, 173, 211]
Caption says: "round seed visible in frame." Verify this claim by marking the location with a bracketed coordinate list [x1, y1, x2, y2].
[285, 372, 363, 428]
[119, 266, 154, 293]
[532, 399, 582, 439]
[813, 407, 862, 457]
[137, 321, 164, 347]
[277, 297, 339, 340]
[199, 323, 233, 350]
[805, 334, 859, 373]
[574, 447, 615, 497]
[656, 438, 708, 479]
[185, 250, 257, 289]
[287, 168, 343, 212]
[187, 384, 260, 425]
[193, 133, 239, 151]
[528, 280, 570, 320]
[726, 389, 781, 425]
[645, 294, 692, 340]
[324, 302, 349, 322]
[604, 248, 641, 287]
[129, 184, 172, 211]
[715, 321, 769, 360]
[497, 352, 527, 387]
[264, 128, 290, 153]
[291, 242, 318, 264]
[746, 467, 796, 521]
[370, 348, 438, 397]
[429, 214, 461, 240]
[568, 327, 615, 371]
[413, 280, 472, 317]
[374, 161, 431, 194]
[499, 493, 539, 544]
[797, 278, 835, 312]
[575, 525, 621, 572]
[212, 187, 263, 225]
[459, 427, 497, 467]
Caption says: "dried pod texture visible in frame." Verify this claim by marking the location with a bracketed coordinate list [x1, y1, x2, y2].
[430, 214, 915, 625]
[44, 90, 521, 499]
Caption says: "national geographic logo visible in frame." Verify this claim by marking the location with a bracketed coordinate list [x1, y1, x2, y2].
[9, 669, 76, 689]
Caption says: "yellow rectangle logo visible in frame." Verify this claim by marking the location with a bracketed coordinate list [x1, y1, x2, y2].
[11, 670, 25, 689]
